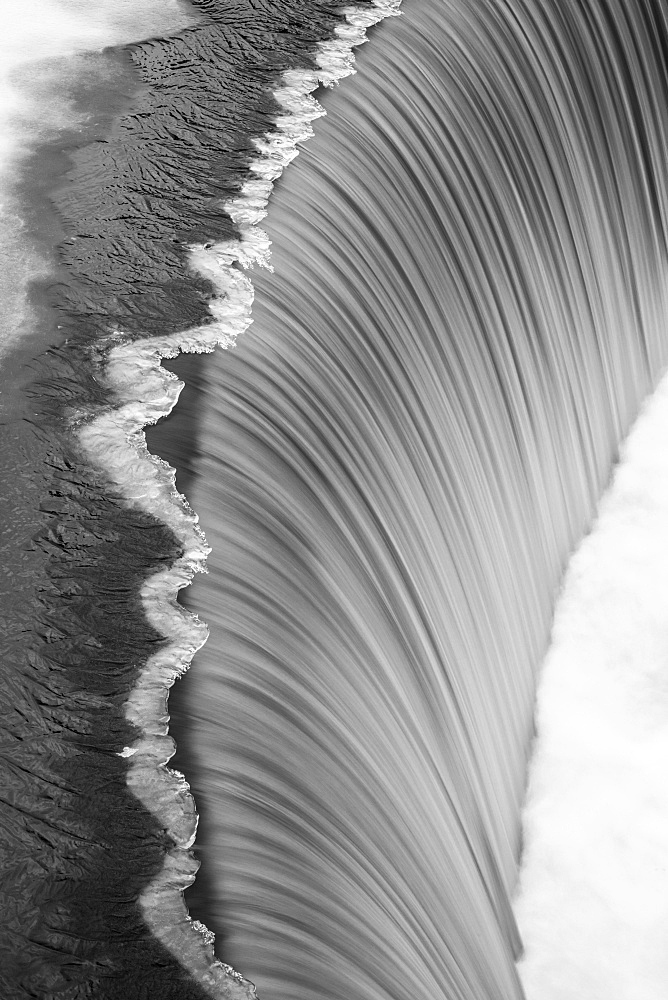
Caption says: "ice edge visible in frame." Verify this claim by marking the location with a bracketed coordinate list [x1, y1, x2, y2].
[77, 2, 401, 995]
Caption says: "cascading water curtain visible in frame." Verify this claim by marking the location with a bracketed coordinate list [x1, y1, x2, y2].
[2, 2, 668, 999]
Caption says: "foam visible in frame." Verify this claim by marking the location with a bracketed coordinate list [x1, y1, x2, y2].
[0, 0, 199, 353]
[75, 2, 402, 993]
[2, 0, 198, 189]
[514, 369, 668, 999]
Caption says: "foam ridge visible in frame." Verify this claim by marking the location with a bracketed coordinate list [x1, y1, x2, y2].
[75, 2, 401, 995]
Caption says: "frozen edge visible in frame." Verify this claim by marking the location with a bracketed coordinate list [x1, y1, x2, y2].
[76, 2, 401, 996]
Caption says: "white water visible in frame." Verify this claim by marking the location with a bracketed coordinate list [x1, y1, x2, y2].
[514, 369, 668, 999]
[73, 2, 402, 993]
[0, 0, 197, 351]
[4, 0, 668, 996]
[1, 0, 195, 172]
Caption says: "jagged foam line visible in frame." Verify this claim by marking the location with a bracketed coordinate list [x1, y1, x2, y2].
[76, 2, 401, 996]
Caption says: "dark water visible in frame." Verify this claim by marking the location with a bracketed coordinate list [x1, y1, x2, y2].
[1, 3, 369, 997]
[3, 0, 668, 998]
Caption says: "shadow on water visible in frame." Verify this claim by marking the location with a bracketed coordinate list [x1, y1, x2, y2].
[145, 349, 227, 952]
[145, 351, 206, 500]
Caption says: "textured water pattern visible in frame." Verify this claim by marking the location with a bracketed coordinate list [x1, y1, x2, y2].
[3, 0, 668, 998]
[173, 1, 668, 998]
[0, 2, 372, 997]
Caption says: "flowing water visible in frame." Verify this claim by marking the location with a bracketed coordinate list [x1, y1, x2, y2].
[168, 2, 668, 998]
[3, 1, 668, 998]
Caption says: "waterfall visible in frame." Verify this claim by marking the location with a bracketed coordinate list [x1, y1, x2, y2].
[2, 1, 668, 997]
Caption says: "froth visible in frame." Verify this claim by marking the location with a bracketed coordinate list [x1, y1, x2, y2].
[76, 2, 402, 992]
[1, 0, 197, 175]
[0, 1, 199, 352]
[514, 369, 668, 1000]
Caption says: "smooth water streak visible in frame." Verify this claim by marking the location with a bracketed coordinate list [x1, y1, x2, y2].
[175, 1, 668, 997]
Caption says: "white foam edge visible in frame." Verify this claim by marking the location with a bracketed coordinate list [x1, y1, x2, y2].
[76, 2, 401, 995]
